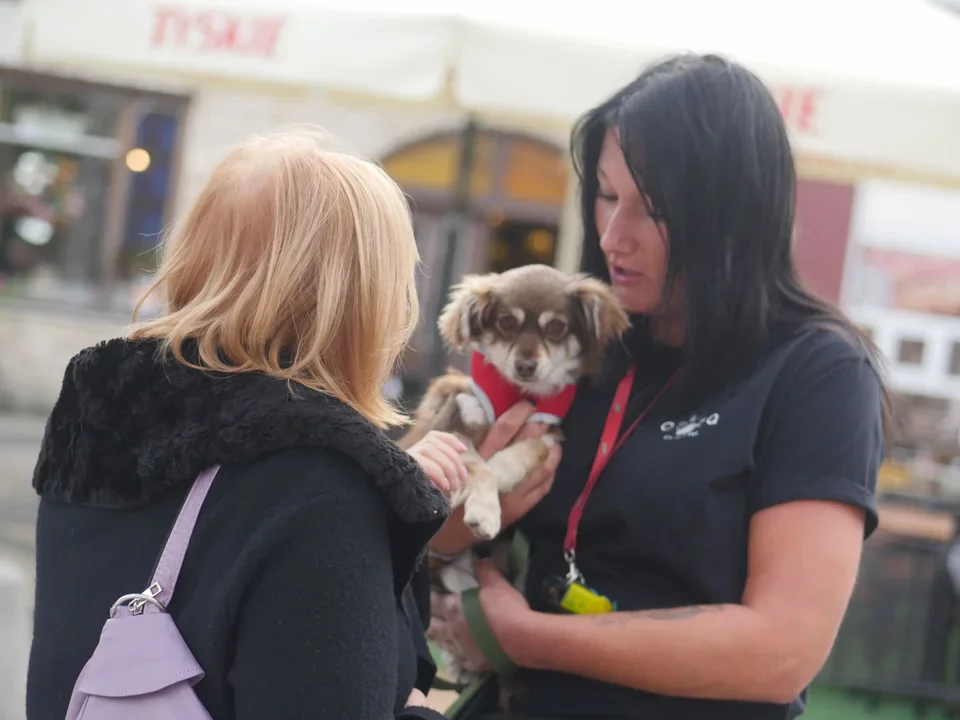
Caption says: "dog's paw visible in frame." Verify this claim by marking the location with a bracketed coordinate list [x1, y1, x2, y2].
[464, 503, 502, 540]
[456, 393, 488, 428]
[448, 486, 467, 508]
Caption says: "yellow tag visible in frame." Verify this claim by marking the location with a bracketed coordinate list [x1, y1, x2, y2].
[559, 582, 615, 614]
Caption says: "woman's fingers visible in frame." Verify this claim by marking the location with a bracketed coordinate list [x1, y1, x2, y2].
[406, 688, 428, 708]
[412, 413, 559, 521]
[501, 442, 562, 526]
[518, 442, 562, 498]
[417, 457, 450, 494]
[515, 421, 549, 442]
[423, 446, 464, 494]
[430, 431, 468, 454]
[408, 431, 472, 495]
[477, 402, 536, 460]
[525, 452, 560, 505]
[426, 434, 470, 486]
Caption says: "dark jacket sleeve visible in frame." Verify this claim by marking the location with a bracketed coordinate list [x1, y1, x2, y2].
[403, 564, 439, 694]
[227, 453, 401, 720]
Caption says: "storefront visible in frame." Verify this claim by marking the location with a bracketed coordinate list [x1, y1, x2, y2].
[0, 66, 189, 309]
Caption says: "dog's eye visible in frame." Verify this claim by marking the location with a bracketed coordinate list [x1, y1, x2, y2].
[544, 318, 567, 338]
[496, 315, 519, 333]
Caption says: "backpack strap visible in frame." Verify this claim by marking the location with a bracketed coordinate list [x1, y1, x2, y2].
[149, 466, 220, 609]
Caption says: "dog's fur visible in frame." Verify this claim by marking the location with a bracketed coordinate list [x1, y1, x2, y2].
[399, 265, 628, 688]
[400, 264, 629, 542]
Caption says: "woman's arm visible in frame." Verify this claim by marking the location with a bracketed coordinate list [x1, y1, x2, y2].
[397, 698, 450, 720]
[229, 457, 401, 719]
[491, 500, 864, 703]
[479, 340, 884, 704]
[428, 402, 562, 556]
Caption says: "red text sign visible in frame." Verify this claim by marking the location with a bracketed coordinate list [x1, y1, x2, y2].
[772, 86, 822, 135]
[152, 5, 286, 58]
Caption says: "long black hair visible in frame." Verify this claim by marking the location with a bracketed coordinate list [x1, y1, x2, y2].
[574, 53, 892, 434]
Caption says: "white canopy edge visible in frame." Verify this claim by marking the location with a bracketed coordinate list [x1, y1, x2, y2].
[19, 0, 960, 179]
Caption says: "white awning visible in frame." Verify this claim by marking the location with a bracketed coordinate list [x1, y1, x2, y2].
[20, 0, 960, 180]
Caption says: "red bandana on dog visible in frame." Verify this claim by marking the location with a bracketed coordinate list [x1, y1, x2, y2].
[467, 351, 577, 426]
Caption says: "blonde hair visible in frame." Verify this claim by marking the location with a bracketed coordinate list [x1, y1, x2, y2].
[131, 128, 419, 428]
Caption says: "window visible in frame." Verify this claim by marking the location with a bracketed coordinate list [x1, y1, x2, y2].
[0, 71, 186, 310]
[0, 83, 119, 296]
[897, 338, 926, 366]
[120, 110, 180, 280]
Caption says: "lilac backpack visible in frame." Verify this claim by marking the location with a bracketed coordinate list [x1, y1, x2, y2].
[64, 467, 220, 720]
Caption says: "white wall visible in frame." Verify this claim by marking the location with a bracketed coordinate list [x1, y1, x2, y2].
[0, 304, 126, 413]
[173, 88, 461, 214]
[0, 0, 24, 64]
[852, 179, 960, 259]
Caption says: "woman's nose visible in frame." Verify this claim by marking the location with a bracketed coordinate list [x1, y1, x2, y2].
[599, 215, 632, 254]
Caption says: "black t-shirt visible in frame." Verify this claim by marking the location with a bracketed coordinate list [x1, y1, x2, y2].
[514, 323, 884, 720]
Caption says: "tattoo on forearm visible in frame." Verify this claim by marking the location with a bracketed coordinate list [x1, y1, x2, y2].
[594, 604, 730, 626]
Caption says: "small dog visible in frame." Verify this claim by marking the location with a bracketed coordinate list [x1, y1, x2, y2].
[400, 264, 628, 688]
[401, 264, 629, 542]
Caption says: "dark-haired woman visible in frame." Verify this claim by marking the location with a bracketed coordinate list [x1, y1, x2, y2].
[428, 53, 887, 719]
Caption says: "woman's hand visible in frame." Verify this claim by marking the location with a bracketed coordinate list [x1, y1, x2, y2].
[407, 431, 469, 497]
[428, 402, 563, 555]
[405, 688, 428, 708]
[426, 561, 536, 678]
[474, 558, 538, 667]
[500, 437, 562, 528]
[477, 405, 563, 528]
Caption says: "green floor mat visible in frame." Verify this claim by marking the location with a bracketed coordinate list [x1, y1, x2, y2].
[806, 687, 954, 720]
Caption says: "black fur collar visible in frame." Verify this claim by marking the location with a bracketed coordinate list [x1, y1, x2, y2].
[33, 338, 449, 529]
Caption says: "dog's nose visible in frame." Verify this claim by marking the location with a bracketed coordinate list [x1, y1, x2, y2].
[515, 358, 538, 379]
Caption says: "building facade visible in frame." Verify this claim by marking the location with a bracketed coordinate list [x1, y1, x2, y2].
[2, 3, 958, 423]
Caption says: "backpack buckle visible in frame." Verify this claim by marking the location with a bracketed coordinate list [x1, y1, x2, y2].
[110, 583, 165, 617]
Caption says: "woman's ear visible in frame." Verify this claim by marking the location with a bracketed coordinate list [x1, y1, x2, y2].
[437, 274, 499, 351]
[568, 274, 630, 373]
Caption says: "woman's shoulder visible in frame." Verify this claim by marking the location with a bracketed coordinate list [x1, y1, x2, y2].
[758, 320, 885, 431]
[769, 320, 882, 385]
[227, 445, 434, 523]
[221, 448, 396, 551]
[223, 446, 444, 593]
[721, 320, 885, 432]
[231, 445, 391, 501]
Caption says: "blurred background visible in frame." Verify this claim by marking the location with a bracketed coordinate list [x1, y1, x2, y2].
[1, 0, 960, 717]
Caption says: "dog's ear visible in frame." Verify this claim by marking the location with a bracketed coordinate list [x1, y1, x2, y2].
[568, 274, 630, 373]
[438, 274, 499, 351]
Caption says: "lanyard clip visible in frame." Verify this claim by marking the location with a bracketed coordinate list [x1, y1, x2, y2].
[564, 549, 584, 585]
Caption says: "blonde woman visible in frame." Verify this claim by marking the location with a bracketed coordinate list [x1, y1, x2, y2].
[27, 130, 457, 720]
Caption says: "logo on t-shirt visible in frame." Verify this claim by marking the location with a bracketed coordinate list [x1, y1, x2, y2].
[660, 412, 719, 440]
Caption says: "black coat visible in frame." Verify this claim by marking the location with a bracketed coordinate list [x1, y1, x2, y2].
[27, 338, 451, 720]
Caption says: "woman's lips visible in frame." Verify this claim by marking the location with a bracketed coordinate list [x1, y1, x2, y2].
[610, 265, 644, 286]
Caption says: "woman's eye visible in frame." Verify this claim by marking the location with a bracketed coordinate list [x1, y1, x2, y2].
[496, 315, 519, 333]
[597, 190, 617, 203]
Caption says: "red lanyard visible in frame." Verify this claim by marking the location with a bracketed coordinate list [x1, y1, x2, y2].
[562, 364, 677, 582]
